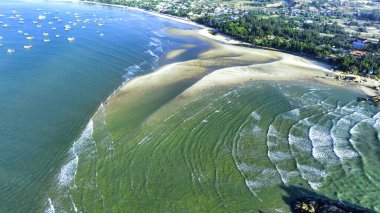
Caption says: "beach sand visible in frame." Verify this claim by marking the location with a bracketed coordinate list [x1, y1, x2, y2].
[83, 0, 379, 103]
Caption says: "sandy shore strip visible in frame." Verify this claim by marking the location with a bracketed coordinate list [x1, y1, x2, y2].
[79, 1, 379, 97]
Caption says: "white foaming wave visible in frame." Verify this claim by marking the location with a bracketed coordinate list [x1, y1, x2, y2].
[150, 37, 162, 45]
[138, 135, 150, 145]
[277, 168, 299, 185]
[267, 125, 278, 139]
[148, 41, 159, 47]
[268, 151, 293, 163]
[123, 64, 141, 80]
[144, 50, 159, 61]
[154, 46, 163, 53]
[252, 125, 262, 133]
[309, 125, 341, 164]
[250, 111, 261, 120]
[290, 108, 300, 117]
[297, 164, 327, 189]
[245, 169, 281, 192]
[308, 181, 323, 190]
[288, 134, 311, 153]
[45, 198, 55, 213]
[58, 120, 94, 187]
[152, 31, 165, 38]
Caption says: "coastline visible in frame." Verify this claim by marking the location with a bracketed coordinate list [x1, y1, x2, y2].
[79, 0, 379, 97]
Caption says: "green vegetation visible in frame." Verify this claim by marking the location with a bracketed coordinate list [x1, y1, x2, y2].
[196, 13, 380, 75]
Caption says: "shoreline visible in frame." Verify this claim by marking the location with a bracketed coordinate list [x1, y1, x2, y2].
[80, 0, 380, 97]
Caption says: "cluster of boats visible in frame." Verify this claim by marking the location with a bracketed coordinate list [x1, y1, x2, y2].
[1, 9, 106, 54]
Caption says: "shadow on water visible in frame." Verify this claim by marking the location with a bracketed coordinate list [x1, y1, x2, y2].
[281, 185, 376, 213]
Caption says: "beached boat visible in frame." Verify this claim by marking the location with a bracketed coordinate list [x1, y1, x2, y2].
[26, 36, 34, 40]
[7, 49, 15, 54]
[24, 45, 32, 49]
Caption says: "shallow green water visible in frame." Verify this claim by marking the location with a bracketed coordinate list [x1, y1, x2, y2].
[54, 81, 380, 212]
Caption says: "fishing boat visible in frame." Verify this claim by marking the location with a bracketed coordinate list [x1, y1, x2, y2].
[24, 45, 32, 49]
[67, 37, 75, 42]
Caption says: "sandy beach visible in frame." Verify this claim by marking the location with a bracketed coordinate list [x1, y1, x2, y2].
[80, 0, 380, 98]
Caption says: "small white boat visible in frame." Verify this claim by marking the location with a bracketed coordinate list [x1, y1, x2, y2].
[67, 37, 75, 42]
[26, 36, 34, 40]
[58, 19, 63, 22]
[55, 34, 61, 38]
[7, 49, 15, 54]
[37, 24, 42, 28]
[72, 23, 77, 26]
[24, 45, 32, 49]
[43, 39, 50, 43]
[2, 24, 9, 28]
[82, 26, 86, 29]
[0, 44, 3, 47]
[24, 32, 29, 36]
[54, 16, 59, 20]
[98, 23, 104, 27]
[48, 21, 53, 25]
[43, 32, 49, 36]
[0, 36, 3, 40]
[18, 30, 23, 34]
[33, 21, 38, 24]
[52, 27, 57, 30]
[64, 24, 71, 29]
[100, 33, 104, 37]
[19, 21, 24, 24]
[38, 15, 46, 20]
